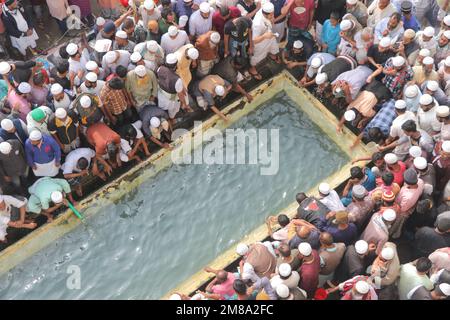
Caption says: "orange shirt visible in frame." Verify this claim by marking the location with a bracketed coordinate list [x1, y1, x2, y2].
[195, 31, 218, 61]
[86, 123, 120, 155]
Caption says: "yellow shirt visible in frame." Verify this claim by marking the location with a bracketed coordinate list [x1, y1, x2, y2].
[175, 44, 194, 89]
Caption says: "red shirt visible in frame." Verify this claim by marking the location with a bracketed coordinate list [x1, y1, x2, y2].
[86, 123, 121, 156]
[212, 7, 241, 38]
[288, 0, 315, 30]
[298, 250, 320, 298]
[388, 161, 406, 186]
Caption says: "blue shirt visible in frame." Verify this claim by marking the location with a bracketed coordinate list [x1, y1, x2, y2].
[317, 218, 358, 246]
[173, 0, 194, 19]
[402, 15, 421, 32]
[272, 0, 287, 19]
[362, 99, 397, 139]
[25, 134, 61, 167]
[321, 19, 341, 54]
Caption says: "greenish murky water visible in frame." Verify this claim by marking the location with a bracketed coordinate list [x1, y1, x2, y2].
[0, 93, 349, 299]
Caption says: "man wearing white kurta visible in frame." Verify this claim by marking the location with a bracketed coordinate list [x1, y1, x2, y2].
[250, 3, 279, 67]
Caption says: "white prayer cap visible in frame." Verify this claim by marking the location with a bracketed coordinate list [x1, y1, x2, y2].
[293, 40, 303, 49]
[371, 166, 380, 176]
[168, 26, 178, 37]
[315, 73, 328, 85]
[150, 117, 161, 128]
[262, 2, 274, 13]
[355, 281, 370, 294]
[381, 247, 395, 260]
[169, 294, 182, 300]
[105, 51, 118, 64]
[55, 108, 67, 119]
[187, 47, 199, 60]
[413, 157, 428, 170]
[199, 1, 210, 13]
[420, 94, 433, 105]
[311, 57, 322, 69]
[423, 56, 434, 65]
[66, 43, 78, 56]
[426, 80, 439, 91]
[130, 52, 142, 63]
[210, 32, 221, 44]
[0, 62, 11, 75]
[423, 26, 435, 37]
[276, 284, 290, 299]
[444, 30, 450, 40]
[178, 15, 188, 28]
[115, 30, 128, 39]
[298, 242, 312, 256]
[379, 37, 391, 48]
[439, 283, 450, 296]
[355, 240, 369, 254]
[51, 83, 63, 95]
[191, 293, 206, 300]
[85, 72, 98, 82]
[29, 130, 42, 141]
[96, 17, 106, 26]
[344, 110, 356, 122]
[392, 56, 405, 67]
[319, 182, 330, 195]
[340, 20, 352, 31]
[94, 39, 112, 53]
[409, 146, 422, 158]
[242, 262, 254, 275]
[80, 95, 92, 108]
[394, 100, 406, 110]
[419, 48, 431, 57]
[144, 0, 155, 10]
[0, 141, 11, 155]
[147, 40, 159, 52]
[347, 0, 357, 4]
[442, 140, 450, 152]
[51, 191, 63, 204]
[436, 105, 450, 117]
[17, 82, 31, 94]
[384, 153, 398, 165]
[444, 15, 450, 26]
[278, 263, 292, 277]
[404, 85, 418, 98]
[1, 119, 14, 131]
[166, 53, 178, 65]
[135, 65, 147, 77]
[215, 85, 225, 96]
[382, 208, 397, 222]
[85, 60, 98, 71]
[236, 243, 249, 256]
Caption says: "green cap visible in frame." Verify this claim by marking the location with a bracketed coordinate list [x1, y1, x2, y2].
[31, 108, 45, 122]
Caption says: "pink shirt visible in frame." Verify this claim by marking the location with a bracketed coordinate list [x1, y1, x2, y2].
[289, 0, 315, 30]
[46, 0, 69, 21]
[7, 90, 31, 122]
[98, 0, 119, 9]
[211, 272, 236, 298]
[396, 179, 424, 216]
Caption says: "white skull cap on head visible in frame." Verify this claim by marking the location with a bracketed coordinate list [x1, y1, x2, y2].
[115, 30, 128, 39]
[85, 72, 98, 82]
[135, 65, 147, 77]
[0, 62, 11, 75]
[276, 284, 290, 298]
[293, 40, 303, 49]
[96, 17, 105, 26]
[298, 242, 312, 256]
[55, 108, 67, 119]
[51, 83, 63, 95]
[187, 47, 199, 60]
[51, 191, 63, 204]
[384, 153, 398, 164]
[436, 105, 450, 117]
[347, 0, 357, 4]
[381, 247, 395, 260]
[168, 26, 178, 37]
[169, 294, 182, 300]
[379, 37, 392, 48]
[311, 57, 322, 69]
[355, 281, 370, 294]
[319, 182, 330, 195]
[344, 110, 356, 122]
[0, 142, 11, 155]
[178, 15, 189, 28]
[404, 85, 418, 98]
[392, 56, 405, 67]
[210, 32, 221, 44]
[166, 53, 178, 64]
[413, 157, 427, 170]
[236, 243, 249, 256]
[394, 99, 406, 109]
[105, 51, 118, 64]
[85, 60, 98, 71]
[29, 130, 42, 141]
[199, 1, 210, 13]
[215, 85, 225, 96]
[315, 73, 328, 85]
[420, 94, 433, 105]
[355, 240, 369, 254]
[442, 140, 450, 153]
[278, 263, 292, 277]
[426, 80, 439, 91]
[18, 82, 31, 94]
[409, 146, 422, 158]
[419, 48, 431, 57]
[150, 117, 161, 128]
[423, 56, 434, 65]
[382, 208, 396, 222]
[423, 26, 435, 37]
[130, 52, 142, 63]
[262, 2, 274, 13]
[144, 0, 155, 9]
[66, 43, 78, 56]
[80, 95, 92, 108]
[0, 119, 13, 131]
[444, 30, 450, 40]
[340, 20, 352, 31]
[439, 283, 450, 296]
[147, 40, 159, 52]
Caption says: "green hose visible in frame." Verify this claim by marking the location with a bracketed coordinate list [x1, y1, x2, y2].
[67, 202, 84, 221]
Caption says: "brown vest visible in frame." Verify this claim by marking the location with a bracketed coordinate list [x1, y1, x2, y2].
[246, 243, 276, 278]
[198, 75, 225, 95]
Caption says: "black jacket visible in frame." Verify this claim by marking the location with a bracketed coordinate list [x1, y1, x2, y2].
[1, 5, 34, 38]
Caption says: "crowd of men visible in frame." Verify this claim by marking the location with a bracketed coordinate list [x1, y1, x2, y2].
[0, 0, 449, 300]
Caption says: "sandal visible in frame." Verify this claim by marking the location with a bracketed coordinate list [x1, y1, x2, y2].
[249, 71, 262, 80]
